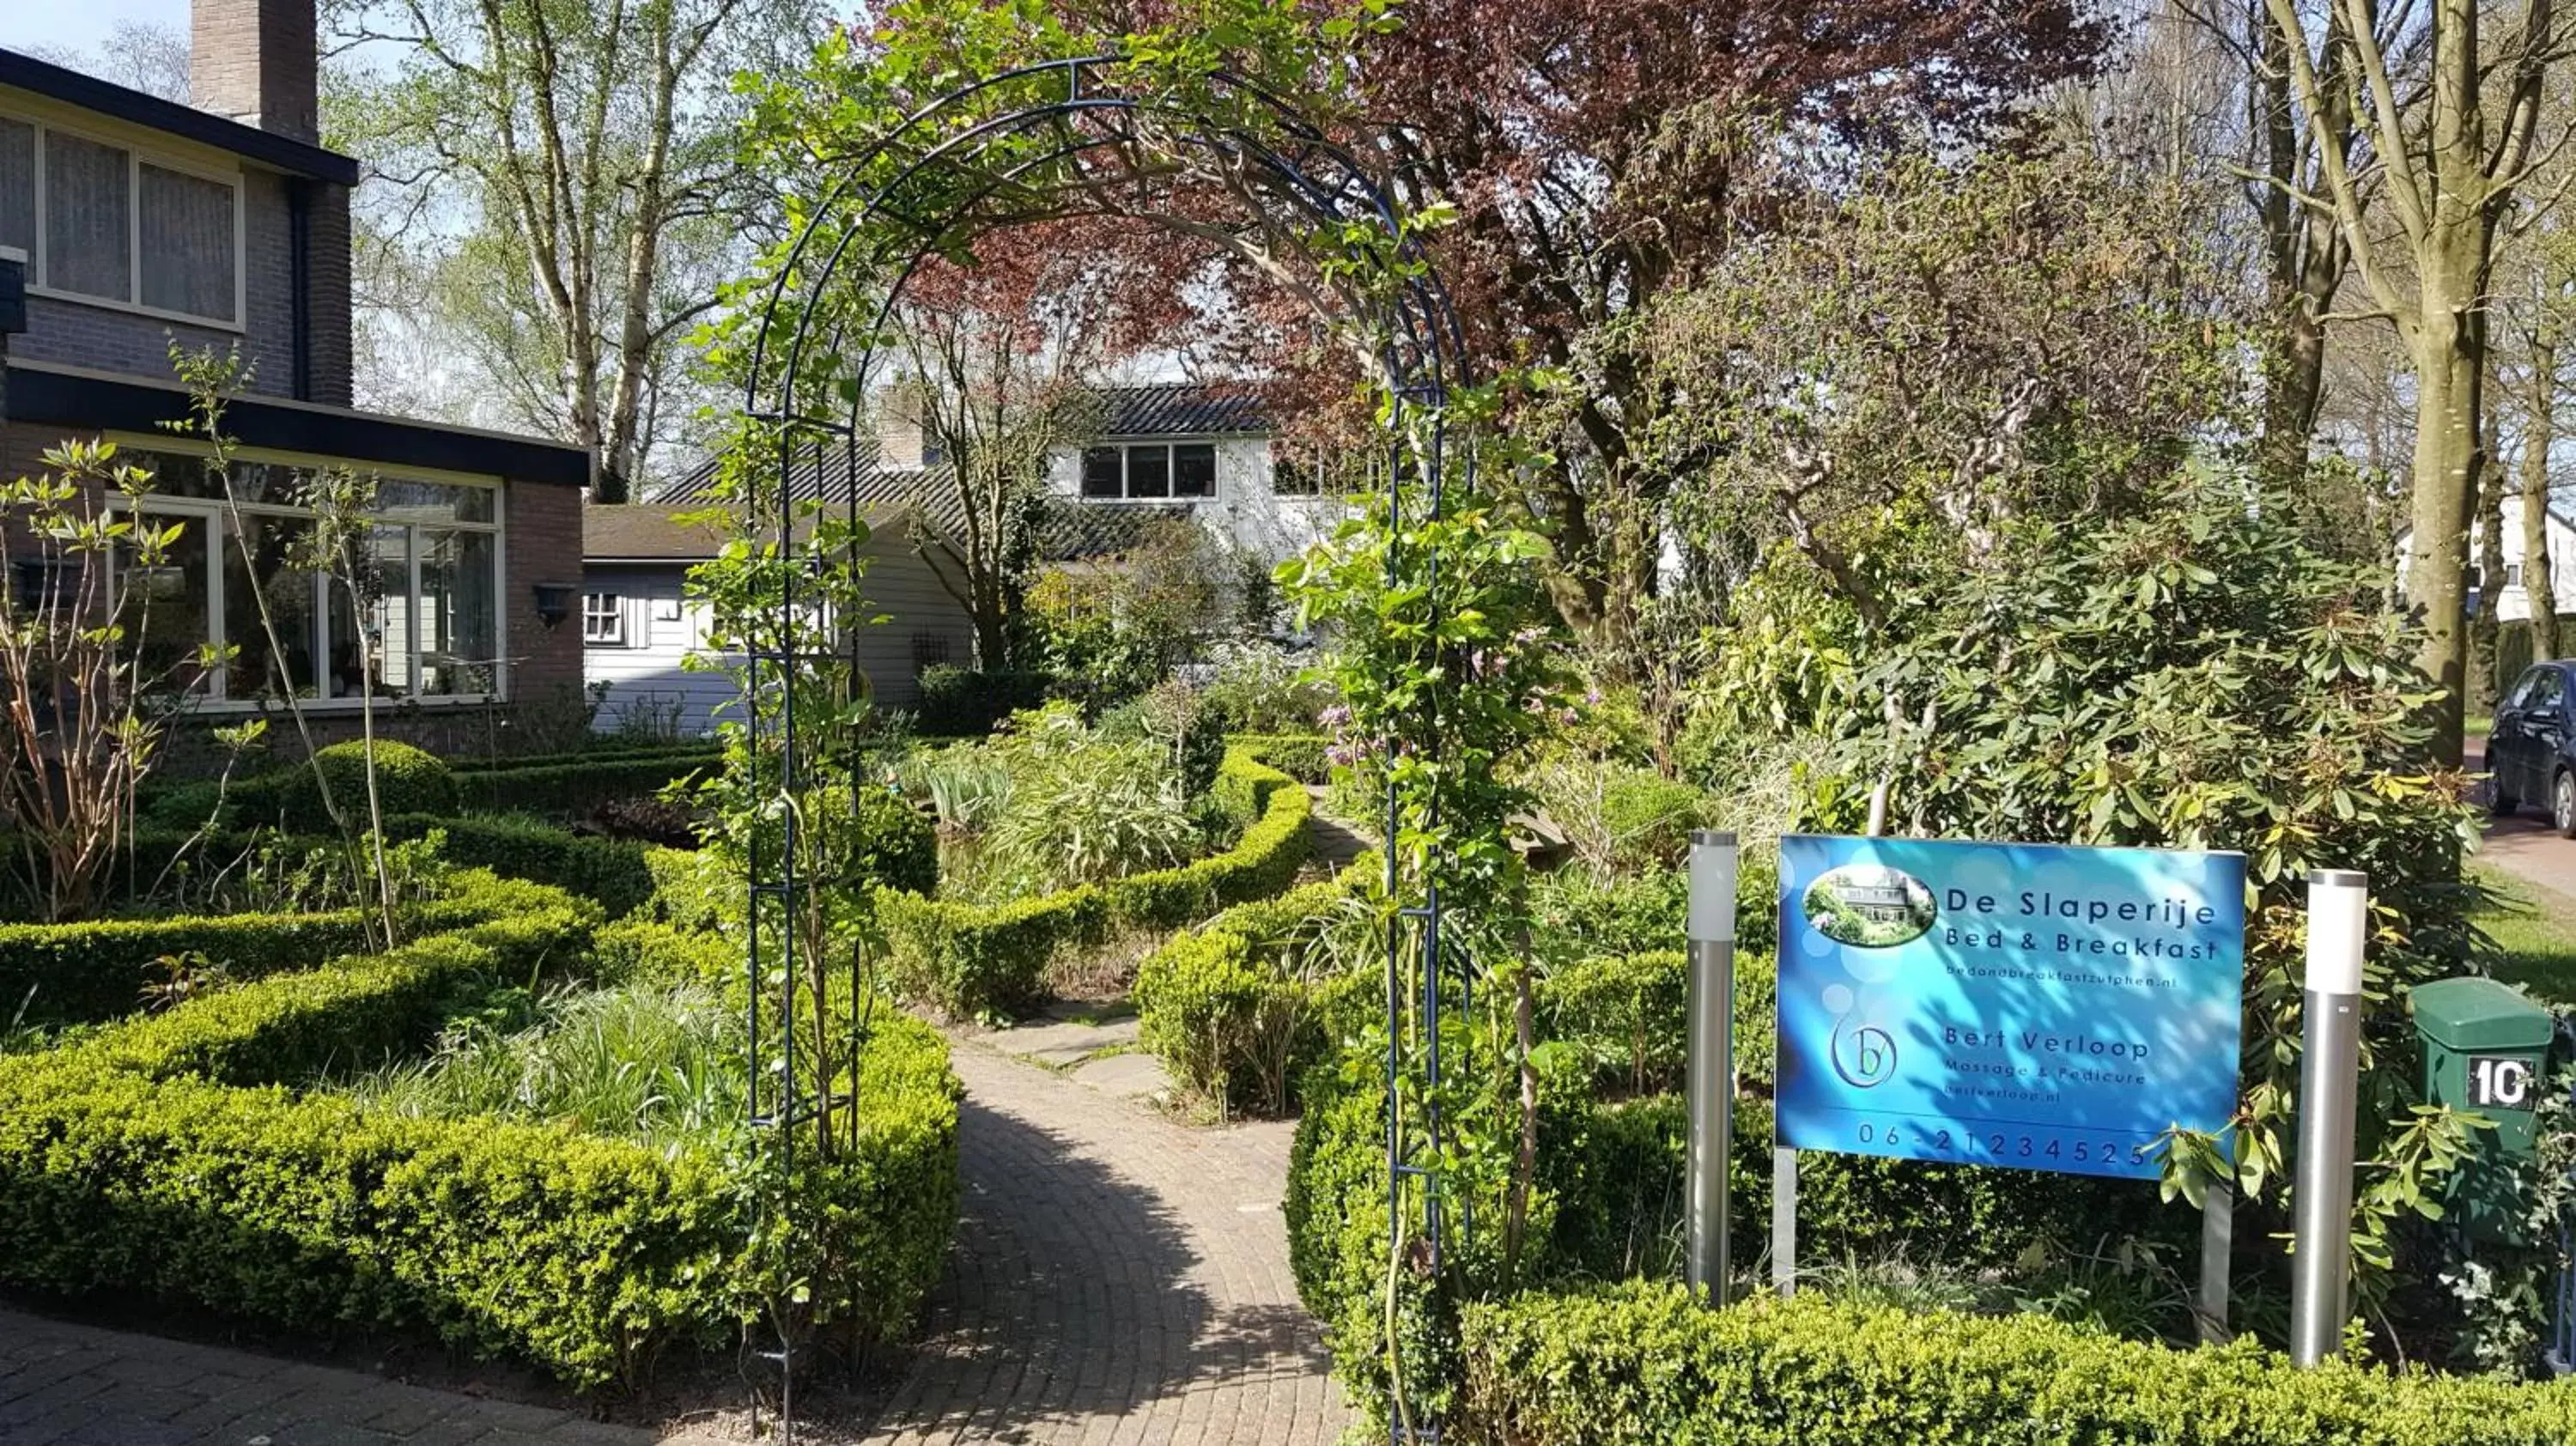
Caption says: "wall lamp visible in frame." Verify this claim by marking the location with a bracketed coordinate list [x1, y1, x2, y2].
[532, 580, 579, 629]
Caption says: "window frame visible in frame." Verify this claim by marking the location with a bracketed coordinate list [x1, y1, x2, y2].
[1076, 439, 1224, 503]
[2, 105, 246, 331]
[582, 592, 625, 647]
[105, 439, 509, 709]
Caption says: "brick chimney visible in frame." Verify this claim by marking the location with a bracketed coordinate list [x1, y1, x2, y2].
[191, 0, 319, 143]
[878, 380, 928, 471]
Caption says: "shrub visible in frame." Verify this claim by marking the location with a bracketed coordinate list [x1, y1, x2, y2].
[1134, 932, 1313, 1115]
[878, 750, 1311, 1018]
[0, 870, 554, 1028]
[1228, 732, 1331, 783]
[1199, 641, 1337, 734]
[874, 884, 1108, 1020]
[381, 814, 657, 917]
[1455, 1284, 2576, 1446]
[914, 665, 1052, 736]
[286, 740, 457, 832]
[455, 753, 718, 818]
[0, 883, 959, 1388]
[592, 918, 735, 992]
[847, 785, 939, 897]
[643, 846, 736, 931]
[1134, 863, 1370, 1115]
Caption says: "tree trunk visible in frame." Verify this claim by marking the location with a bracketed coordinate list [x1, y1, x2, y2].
[2474, 404, 2506, 712]
[2404, 316, 2486, 767]
[2528, 332, 2562, 661]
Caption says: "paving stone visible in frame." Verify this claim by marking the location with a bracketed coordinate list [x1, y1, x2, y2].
[1067, 1050, 1173, 1100]
[986, 1017, 1140, 1067]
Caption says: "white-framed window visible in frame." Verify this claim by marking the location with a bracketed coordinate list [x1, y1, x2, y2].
[583, 593, 624, 646]
[0, 110, 245, 328]
[111, 450, 506, 706]
[1079, 441, 1218, 501]
[1271, 444, 1388, 496]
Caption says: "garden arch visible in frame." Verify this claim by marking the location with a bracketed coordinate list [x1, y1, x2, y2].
[737, 52, 1473, 1437]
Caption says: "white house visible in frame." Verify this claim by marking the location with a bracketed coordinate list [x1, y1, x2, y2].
[2396, 499, 2576, 623]
[579, 503, 977, 737]
[1036, 383, 1357, 564]
[608, 383, 1360, 720]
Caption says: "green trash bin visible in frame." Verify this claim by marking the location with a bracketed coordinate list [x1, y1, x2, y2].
[2415, 976, 2556, 1244]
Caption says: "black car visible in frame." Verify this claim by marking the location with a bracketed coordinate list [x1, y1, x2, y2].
[2489, 660, 2576, 835]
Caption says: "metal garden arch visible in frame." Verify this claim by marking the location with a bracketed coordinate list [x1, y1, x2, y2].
[736, 53, 1473, 1442]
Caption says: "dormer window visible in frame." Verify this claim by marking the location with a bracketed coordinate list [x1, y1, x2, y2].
[1079, 441, 1218, 501]
[0, 112, 243, 327]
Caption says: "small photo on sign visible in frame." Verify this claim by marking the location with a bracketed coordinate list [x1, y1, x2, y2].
[1801, 863, 1938, 948]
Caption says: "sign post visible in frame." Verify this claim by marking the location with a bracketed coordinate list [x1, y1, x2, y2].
[1684, 830, 1739, 1303]
[2291, 869, 2368, 1366]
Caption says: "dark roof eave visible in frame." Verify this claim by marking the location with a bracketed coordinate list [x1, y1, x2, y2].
[6, 361, 593, 487]
[0, 48, 362, 186]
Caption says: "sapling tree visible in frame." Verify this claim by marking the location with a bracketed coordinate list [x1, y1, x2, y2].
[169, 347, 392, 945]
[292, 463, 404, 944]
[0, 440, 234, 920]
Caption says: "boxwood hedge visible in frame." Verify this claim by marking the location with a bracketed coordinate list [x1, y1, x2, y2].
[0, 872, 961, 1387]
[1456, 1284, 2576, 1445]
[0, 878, 550, 1029]
[876, 749, 1314, 1018]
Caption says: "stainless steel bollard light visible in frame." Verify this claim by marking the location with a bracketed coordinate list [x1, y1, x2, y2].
[2290, 868, 2368, 1366]
[1686, 829, 1741, 1304]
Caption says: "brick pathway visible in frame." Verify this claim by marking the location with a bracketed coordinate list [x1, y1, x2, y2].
[853, 1042, 1345, 1444]
[0, 1313, 716, 1445]
[0, 1040, 1346, 1446]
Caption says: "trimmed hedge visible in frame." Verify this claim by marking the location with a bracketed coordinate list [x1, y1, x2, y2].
[454, 752, 717, 818]
[143, 746, 719, 834]
[286, 741, 456, 832]
[379, 814, 658, 918]
[1133, 869, 1370, 1116]
[1456, 1284, 2576, 1445]
[915, 665, 1053, 736]
[0, 876, 552, 1029]
[877, 749, 1313, 1018]
[1226, 732, 1331, 784]
[0, 877, 960, 1387]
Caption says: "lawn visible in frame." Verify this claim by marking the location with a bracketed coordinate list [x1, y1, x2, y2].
[2471, 864, 2576, 1003]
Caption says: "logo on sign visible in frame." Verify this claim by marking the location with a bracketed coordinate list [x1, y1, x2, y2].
[1831, 1020, 1899, 1088]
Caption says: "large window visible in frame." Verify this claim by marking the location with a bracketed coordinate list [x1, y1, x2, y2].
[1079, 442, 1218, 501]
[0, 112, 243, 325]
[116, 453, 504, 705]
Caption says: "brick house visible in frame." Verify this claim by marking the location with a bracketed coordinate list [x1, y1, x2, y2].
[0, 0, 593, 760]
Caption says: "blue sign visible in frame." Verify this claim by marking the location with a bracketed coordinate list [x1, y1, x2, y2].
[1775, 834, 2245, 1182]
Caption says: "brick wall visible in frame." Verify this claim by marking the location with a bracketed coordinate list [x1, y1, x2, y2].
[191, 0, 320, 143]
[504, 478, 586, 714]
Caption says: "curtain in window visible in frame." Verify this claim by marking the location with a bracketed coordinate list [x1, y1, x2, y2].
[118, 512, 216, 698]
[368, 525, 416, 695]
[0, 119, 33, 259]
[1127, 446, 1170, 498]
[222, 514, 319, 700]
[419, 530, 497, 696]
[44, 131, 130, 302]
[1174, 444, 1217, 498]
[140, 164, 236, 321]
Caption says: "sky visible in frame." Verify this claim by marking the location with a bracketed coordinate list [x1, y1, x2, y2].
[0, 1, 188, 61]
